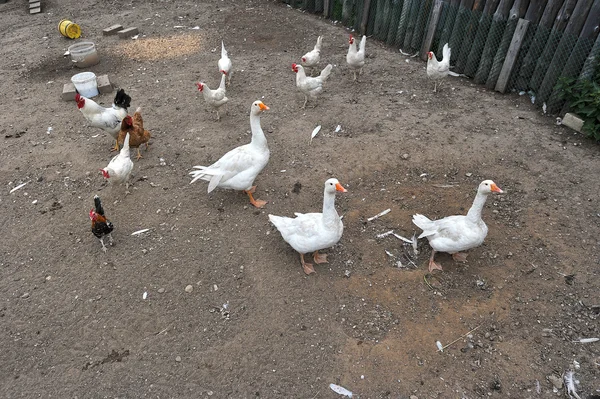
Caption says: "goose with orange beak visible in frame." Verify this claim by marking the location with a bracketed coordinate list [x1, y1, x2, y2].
[269, 178, 347, 275]
[413, 180, 504, 272]
[190, 100, 270, 208]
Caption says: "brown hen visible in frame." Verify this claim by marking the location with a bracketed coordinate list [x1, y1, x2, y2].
[117, 107, 151, 160]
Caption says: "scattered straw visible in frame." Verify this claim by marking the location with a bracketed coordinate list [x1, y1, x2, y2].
[115, 34, 202, 61]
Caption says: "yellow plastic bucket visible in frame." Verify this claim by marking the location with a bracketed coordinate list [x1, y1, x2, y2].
[58, 19, 81, 39]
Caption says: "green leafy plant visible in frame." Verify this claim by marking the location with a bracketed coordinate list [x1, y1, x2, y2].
[556, 67, 600, 141]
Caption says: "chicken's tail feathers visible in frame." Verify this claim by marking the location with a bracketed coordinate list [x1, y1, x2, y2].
[189, 166, 212, 184]
[121, 133, 131, 153]
[221, 40, 227, 57]
[94, 195, 105, 216]
[412, 214, 436, 238]
[442, 43, 451, 61]
[135, 106, 142, 114]
[320, 64, 333, 81]
[315, 35, 323, 51]
[114, 89, 132, 110]
[359, 35, 367, 53]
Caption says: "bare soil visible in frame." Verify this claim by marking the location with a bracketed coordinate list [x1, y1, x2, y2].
[1, 0, 599, 398]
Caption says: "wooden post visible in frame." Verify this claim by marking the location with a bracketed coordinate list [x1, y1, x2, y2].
[402, 0, 422, 50]
[473, 0, 514, 84]
[386, 0, 405, 45]
[342, 0, 353, 25]
[411, 0, 434, 51]
[395, 0, 414, 46]
[536, 0, 595, 103]
[514, 0, 565, 89]
[529, 0, 578, 91]
[486, 0, 526, 89]
[448, 0, 475, 63]
[379, 0, 394, 41]
[421, 0, 445, 60]
[436, 0, 462, 54]
[495, 18, 531, 92]
[579, 28, 600, 80]
[324, 0, 331, 17]
[463, 0, 501, 76]
[546, 0, 600, 112]
[360, 0, 372, 35]
[453, 0, 487, 73]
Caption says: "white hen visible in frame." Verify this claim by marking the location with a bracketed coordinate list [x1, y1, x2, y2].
[346, 34, 366, 82]
[269, 178, 347, 275]
[189, 101, 270, 208]
[100, 132, 134, 189]
[412, 180, 504, 272]
[427, 43, 451, 92]
[292, 63, 333, 108]
[301, 35, 323, 72]
[196, 73, 228, 120]
[218, 40, 233, 86]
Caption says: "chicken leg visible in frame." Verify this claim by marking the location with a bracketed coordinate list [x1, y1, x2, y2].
[111, 139, 120, 152]
[428, 250, 443, 272]
[100, 237, 108, 252]
[313, 251, 328, 264]
[244, 186, 267, 208]
[136, 148, 143, 160]
[300, 253, 316, 275]
[302, 95, 308, 109]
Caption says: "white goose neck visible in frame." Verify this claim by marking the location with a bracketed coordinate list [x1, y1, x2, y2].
[466, 191, 488, 222]
[322, 191, 339, 224]
[250, 113, 267, 148]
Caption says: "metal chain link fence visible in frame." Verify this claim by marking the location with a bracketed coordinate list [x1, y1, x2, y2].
[283, 0, 600, 116]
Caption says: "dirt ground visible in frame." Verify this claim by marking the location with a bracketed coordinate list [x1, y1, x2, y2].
[1, 0, 599, 398]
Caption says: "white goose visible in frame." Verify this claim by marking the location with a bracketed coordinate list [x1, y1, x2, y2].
[269, 178, 347, 275]
[189, 100, 270, 208]
[412, 180, 504, 272]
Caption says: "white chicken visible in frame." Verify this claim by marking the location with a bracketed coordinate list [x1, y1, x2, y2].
[301, 35, 323, 73]
[346, 34, 366, 82]
[427, 43, 451, 92]
[218, 40, 233, 86]
[269, 178, 347, 275]
[76, 89, 131, 151]
[196, 73, 228, 120]
[189, 101, 270, 208]
[412, 180, 503, 272]
[100, 132, 134, 190]
[291, 63, 333, 108]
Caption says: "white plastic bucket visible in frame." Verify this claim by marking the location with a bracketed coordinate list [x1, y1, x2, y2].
[68, 41, 99, 68]
[71, 72, 98, 98]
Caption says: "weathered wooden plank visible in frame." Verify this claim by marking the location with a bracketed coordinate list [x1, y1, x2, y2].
[437, 0, 462, 55]
[403, 0, 422, 50]
[360, 0, 372, 34]
[529, 0, 578, 91]
[421, 0, 445, 60]
[464, 0, 501, 76]
[411, 0, 434, 50]
[536, 0, 595, 103]
[473, 0, 515, 84]
[495, 18, 531, 92]
[448, 0, 475, 63]
[579, 28, 600, 80]
[547, 0, 600, 112]
[386, 0, 405, 45]
[342, 0, 353, 25]
[395, 0, 414, 46]
[486, 0, 527, 89]
[324, 0, 331, 16]
[514, 0, 564, 88]
[454, 0, 487, 72]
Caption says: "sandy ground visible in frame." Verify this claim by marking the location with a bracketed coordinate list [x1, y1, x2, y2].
[1, 0, 599, 398]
